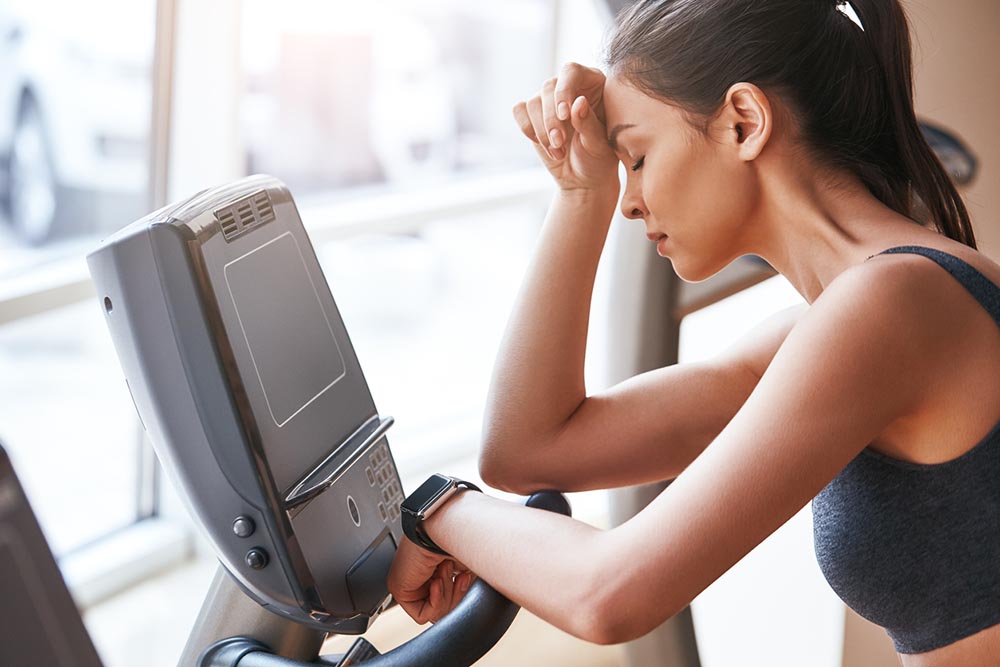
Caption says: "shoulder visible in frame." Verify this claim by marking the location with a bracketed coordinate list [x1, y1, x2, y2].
[805, 253, 958, 338]
[769, 258, 948, 418]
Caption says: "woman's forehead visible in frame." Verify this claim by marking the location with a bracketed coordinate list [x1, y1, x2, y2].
[604, 75, 684, 135]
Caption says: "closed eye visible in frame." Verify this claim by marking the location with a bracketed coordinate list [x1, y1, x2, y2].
[630, 156, 645, 172]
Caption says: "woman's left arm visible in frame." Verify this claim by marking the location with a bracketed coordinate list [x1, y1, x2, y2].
[389, 263, 942, 644]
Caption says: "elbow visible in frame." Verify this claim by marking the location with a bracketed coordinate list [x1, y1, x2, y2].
[571, 565, 680, 646]
[575, 592, 640, 646]
[580, 603, 673, 646]
[477, 446, 539, 495]
[478, 425, 551, 494]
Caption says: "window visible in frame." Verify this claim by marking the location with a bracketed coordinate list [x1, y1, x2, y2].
[236, 0, 569, 482]
[0, 0, 156, 556]
[240, 0, 555, 198]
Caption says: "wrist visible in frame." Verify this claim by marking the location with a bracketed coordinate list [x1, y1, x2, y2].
[400, 475, 481, 556]
[422, 487, 478, 550]
[555, 185, 620, 209]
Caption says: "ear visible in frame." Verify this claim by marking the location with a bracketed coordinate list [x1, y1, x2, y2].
[715, 82, 772, 161]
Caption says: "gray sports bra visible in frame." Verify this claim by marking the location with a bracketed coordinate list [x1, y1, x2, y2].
[812, 245, 1000, 654]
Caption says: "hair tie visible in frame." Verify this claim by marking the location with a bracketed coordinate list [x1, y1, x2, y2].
[836, 1, 865, 31]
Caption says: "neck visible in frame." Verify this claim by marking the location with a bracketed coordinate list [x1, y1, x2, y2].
[742, 159, 935, 304]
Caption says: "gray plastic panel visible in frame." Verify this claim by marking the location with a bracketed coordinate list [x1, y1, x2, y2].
[88, 216, 301, 616]
[192, 184, 378, 496]
[87, 176, 405, 631]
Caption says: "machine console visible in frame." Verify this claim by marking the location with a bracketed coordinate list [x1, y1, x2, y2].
[88, 175, 404, 632]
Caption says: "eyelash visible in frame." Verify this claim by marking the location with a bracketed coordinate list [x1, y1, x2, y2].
[630, 156, 645, 172]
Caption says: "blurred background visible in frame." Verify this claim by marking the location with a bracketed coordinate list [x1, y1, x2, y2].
[0, 1, 995, 666]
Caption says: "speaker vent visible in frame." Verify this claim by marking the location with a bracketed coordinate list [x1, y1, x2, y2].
[215, 190, 276, 242]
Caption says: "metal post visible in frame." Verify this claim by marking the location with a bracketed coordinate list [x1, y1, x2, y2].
[177, 567, 326, 667]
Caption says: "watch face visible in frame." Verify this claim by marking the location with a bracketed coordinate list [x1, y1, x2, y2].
[401, 474, 454, 514]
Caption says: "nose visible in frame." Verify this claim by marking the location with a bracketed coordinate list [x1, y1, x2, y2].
[620, 178, 647, 220]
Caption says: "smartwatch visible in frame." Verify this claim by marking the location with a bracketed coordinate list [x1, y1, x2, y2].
[400, 473, 481, 556]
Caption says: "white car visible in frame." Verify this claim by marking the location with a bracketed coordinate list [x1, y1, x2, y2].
[0, 0, 151, 245]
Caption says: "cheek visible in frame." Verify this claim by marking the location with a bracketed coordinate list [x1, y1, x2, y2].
[652, 150, 758, 281]
[660, 148, 756, 241]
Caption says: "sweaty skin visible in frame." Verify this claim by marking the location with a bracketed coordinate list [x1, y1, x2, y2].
[386, 63, 1000, 663]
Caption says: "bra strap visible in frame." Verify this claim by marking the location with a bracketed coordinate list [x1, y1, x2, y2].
[868, 245, 1000, 327]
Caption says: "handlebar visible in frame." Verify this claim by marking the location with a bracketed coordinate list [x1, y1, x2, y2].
[200, 491, 572, 667]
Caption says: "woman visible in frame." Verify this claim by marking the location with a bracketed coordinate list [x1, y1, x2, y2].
[387, 1, 1000, 663]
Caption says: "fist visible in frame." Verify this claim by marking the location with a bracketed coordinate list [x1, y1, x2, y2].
[387, 536, 477, 624]
[512, 62, 619, 194]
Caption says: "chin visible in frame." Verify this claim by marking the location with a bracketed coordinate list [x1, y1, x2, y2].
[665, 251, 730, 284]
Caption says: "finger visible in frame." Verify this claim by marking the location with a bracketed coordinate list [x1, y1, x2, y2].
[569, 95, 614, 160]
[512, 101, 559, 165]
[431, 576, 442, 609]
[554, 62, 606, 122]
[526, 96, 562, 161]
[435, 577, 455, 623]
[456, 571, 473, 594]
[512, 101, 539, 144]
[437, 562, 454, 612]
[540, 77, 565, 153]
[444, 572, 469, 613]
[399, 597, 433, 626]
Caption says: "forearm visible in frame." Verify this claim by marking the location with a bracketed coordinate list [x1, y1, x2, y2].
[424, 489, 622, 643]
[481, 188, 619, 476]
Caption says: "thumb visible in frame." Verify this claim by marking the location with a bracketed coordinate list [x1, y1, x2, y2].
[569, 95, 613, 160]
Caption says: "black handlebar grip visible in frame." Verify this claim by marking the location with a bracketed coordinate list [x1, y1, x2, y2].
[524, 490, 572, 516]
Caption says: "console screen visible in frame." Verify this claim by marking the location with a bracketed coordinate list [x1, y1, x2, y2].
[225, 232, 347, 428]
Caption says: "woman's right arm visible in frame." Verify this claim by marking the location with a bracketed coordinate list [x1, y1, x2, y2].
[480, 64, 805, 493]
[481, 293, 807, 493]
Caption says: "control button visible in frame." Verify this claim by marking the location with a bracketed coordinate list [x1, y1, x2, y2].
[245, 548, 269, 570]
[348, 495, 361, 527]
[366, 467, 375, 486]
[382, 487, 392, 503]
[378, 503, 387, 521]
[232, 516, 255, 538]
[388, 505, 400, 520]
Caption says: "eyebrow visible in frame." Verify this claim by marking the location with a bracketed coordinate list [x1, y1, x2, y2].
[607, 123, 637, 152]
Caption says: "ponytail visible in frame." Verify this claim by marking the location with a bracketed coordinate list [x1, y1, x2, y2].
[848, 0, 976, 248]
[607, 0, 977, 249]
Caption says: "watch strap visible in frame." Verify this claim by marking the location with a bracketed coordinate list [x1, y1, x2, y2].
[401, 477, 481, 557]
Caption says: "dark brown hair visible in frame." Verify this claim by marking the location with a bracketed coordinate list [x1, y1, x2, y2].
[605, 0, 976, 249]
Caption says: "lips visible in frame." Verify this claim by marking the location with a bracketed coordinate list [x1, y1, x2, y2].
[645, 232, 667, 242]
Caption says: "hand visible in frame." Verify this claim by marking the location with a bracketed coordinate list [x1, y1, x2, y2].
[387, 536, 477, 624]
[512, 62, 619, 194]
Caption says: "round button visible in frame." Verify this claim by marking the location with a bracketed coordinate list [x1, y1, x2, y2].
[232, 516, 255, 538]
[245, 548, 269, 570]
[347, 495, 361, 527]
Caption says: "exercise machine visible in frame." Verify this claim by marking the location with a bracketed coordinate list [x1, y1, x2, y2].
[85, 174, 569, 666]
